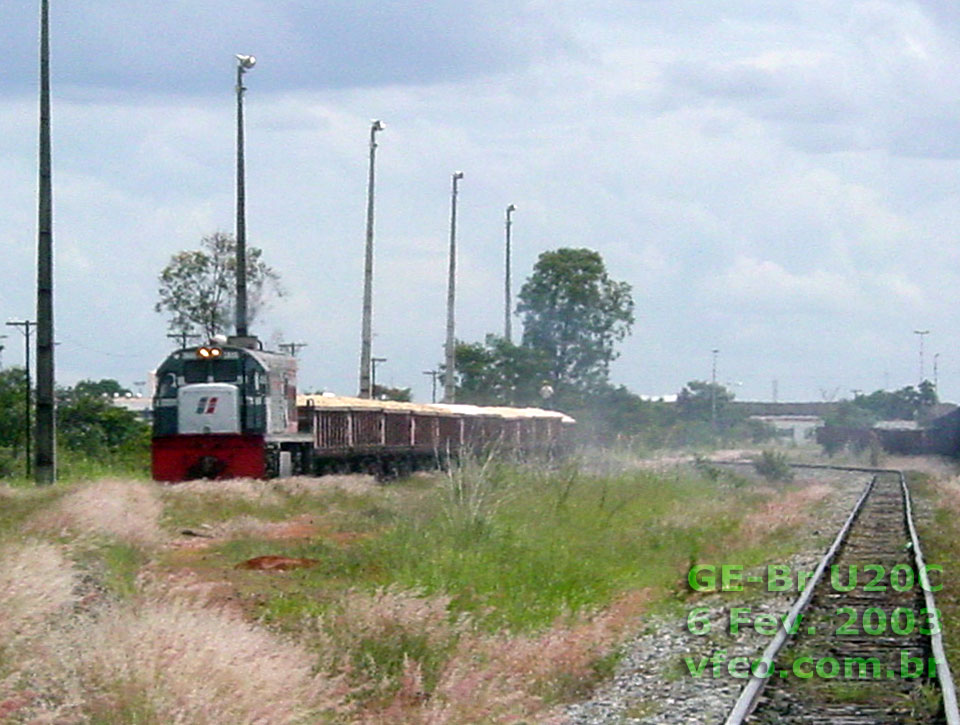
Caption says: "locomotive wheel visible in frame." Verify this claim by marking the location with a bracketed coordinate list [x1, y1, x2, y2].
[187, 455, 226, 480]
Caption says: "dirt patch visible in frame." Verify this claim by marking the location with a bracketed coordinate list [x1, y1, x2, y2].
[236, 555, 320, 571]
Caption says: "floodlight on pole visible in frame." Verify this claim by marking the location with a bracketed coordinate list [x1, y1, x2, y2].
[443, 172, 464, 403]
[235, 53, 256, 339]
[504, 204, 516, 343]
[914, 330, 930, 385]
[711, 348, 719, 433]
[359, 119, 385, 398]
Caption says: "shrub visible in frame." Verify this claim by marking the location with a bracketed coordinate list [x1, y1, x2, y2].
[752, 450, 794, 482]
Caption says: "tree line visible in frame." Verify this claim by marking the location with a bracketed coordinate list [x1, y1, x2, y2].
[0, 371, 148, 478]
[154, 236, 772, 445]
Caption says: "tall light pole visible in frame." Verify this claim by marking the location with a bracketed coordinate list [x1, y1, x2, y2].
[504, 204, 516, 343]
[711, 348, 719, 433]
[914, 329, 929, 385]
[359, 120, 385, 398]
[235, 53, 256, 340]
[443, 171, 464, 403]
[36, 0, 55, 484]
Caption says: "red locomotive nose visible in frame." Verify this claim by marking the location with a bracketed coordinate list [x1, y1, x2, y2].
[152, 434, 266, 482]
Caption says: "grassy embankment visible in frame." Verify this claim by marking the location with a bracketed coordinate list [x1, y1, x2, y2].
[0, 455, 830, 723]
[911, 464, 960, 684]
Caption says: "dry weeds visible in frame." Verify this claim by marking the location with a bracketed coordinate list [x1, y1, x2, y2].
[35, 600, 344, 724]
[738, 483, 831, 544]
[320, 587, 652, 724]
[27, 479, 165, 545]
[0, 540, 77, 646]
[272, 474, 380, 497]
[161, 477, 285, 506]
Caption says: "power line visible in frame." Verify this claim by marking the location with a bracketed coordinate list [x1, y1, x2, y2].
[167, 332, 201, 350]
[422, 369, 440, 404]
[6, 320, 36, 478]
[279, 342, 308, 357]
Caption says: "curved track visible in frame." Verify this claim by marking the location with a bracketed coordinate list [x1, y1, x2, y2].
[724, 465, 958, 725]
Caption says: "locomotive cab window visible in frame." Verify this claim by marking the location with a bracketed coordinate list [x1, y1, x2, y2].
[158, 372, 177, 398]
[183, 360, 207, 384]
[212, 359, 239, 382]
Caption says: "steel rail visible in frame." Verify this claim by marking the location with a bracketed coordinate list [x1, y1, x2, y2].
[722, 474, 876, 724]
[715, 461, 960, 725]
[901, 470, 960, 725]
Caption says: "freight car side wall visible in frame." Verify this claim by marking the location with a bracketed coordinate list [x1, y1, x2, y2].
[301, 406, 570, 458]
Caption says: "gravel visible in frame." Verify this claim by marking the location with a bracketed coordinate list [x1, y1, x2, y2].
[563, 467, 869, 724]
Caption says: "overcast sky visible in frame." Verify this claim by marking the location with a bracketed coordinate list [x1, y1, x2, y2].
[2, 0, 959, 404]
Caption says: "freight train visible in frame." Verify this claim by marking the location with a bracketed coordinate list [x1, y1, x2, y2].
[151, 340, 574, 482]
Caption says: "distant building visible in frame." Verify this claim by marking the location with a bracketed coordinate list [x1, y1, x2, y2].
[111, 395, 152, 422]
[749, 415, 823, 443]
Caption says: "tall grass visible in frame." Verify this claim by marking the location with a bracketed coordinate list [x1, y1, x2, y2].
[314, 586, 651, 723]
[55, 600, 341, 724]
[0, 459, 838, 724]
[360, 462, 751, 630]
[27, 479, 165, 545]
[0, 540, 76, 648]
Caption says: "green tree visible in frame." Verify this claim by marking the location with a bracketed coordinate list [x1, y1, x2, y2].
[72, 378, 131, 399]
[0, 367, 28, 449]
[372, 385, 413, 402]
[851, 383, 938, 421]
[676, 381, 737, 423]
[57, 386, 149, 458]
[517, 248, 634, 393]
[155, 232, 284, 339]
[454, 335, 551, 406]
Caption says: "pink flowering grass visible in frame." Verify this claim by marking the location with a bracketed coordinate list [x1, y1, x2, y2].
[40, 600, 345, 725]
[316, 587, 651, 724]
[27, 479, 165, 545]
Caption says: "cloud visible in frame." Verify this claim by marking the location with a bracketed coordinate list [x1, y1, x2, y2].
[1, 0, 572, 95]
[6, 0, 960, 403]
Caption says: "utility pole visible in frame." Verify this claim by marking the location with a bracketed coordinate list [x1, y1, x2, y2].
[504, 204, 516, 343]
[710, 348, 719, 434]
[422, 369, 440, 403]
[7, 320, 36, 478]
[443, 171, 464, 403]
[279, 342, 308, 357]
[359, 120, 384, 398]
[167, 331, 200, 349]
[914, 330, 929, 385]
[371, 357, 386, 398]
[934, 353, 940, 394]
[235, 53, 256, 340]
[36, 0, 55, 484]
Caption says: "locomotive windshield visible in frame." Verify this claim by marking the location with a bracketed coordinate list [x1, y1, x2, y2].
[182, 358, 241, 384]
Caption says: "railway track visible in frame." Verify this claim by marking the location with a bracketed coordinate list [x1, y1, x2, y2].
[724, 466, 959, 724]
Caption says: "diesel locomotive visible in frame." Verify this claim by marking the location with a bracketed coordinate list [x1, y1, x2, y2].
[151, 338, 574, 482]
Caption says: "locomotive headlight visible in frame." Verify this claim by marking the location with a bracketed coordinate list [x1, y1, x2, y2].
[198, 347, 211, 359]
[210, 347, 222, 358]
